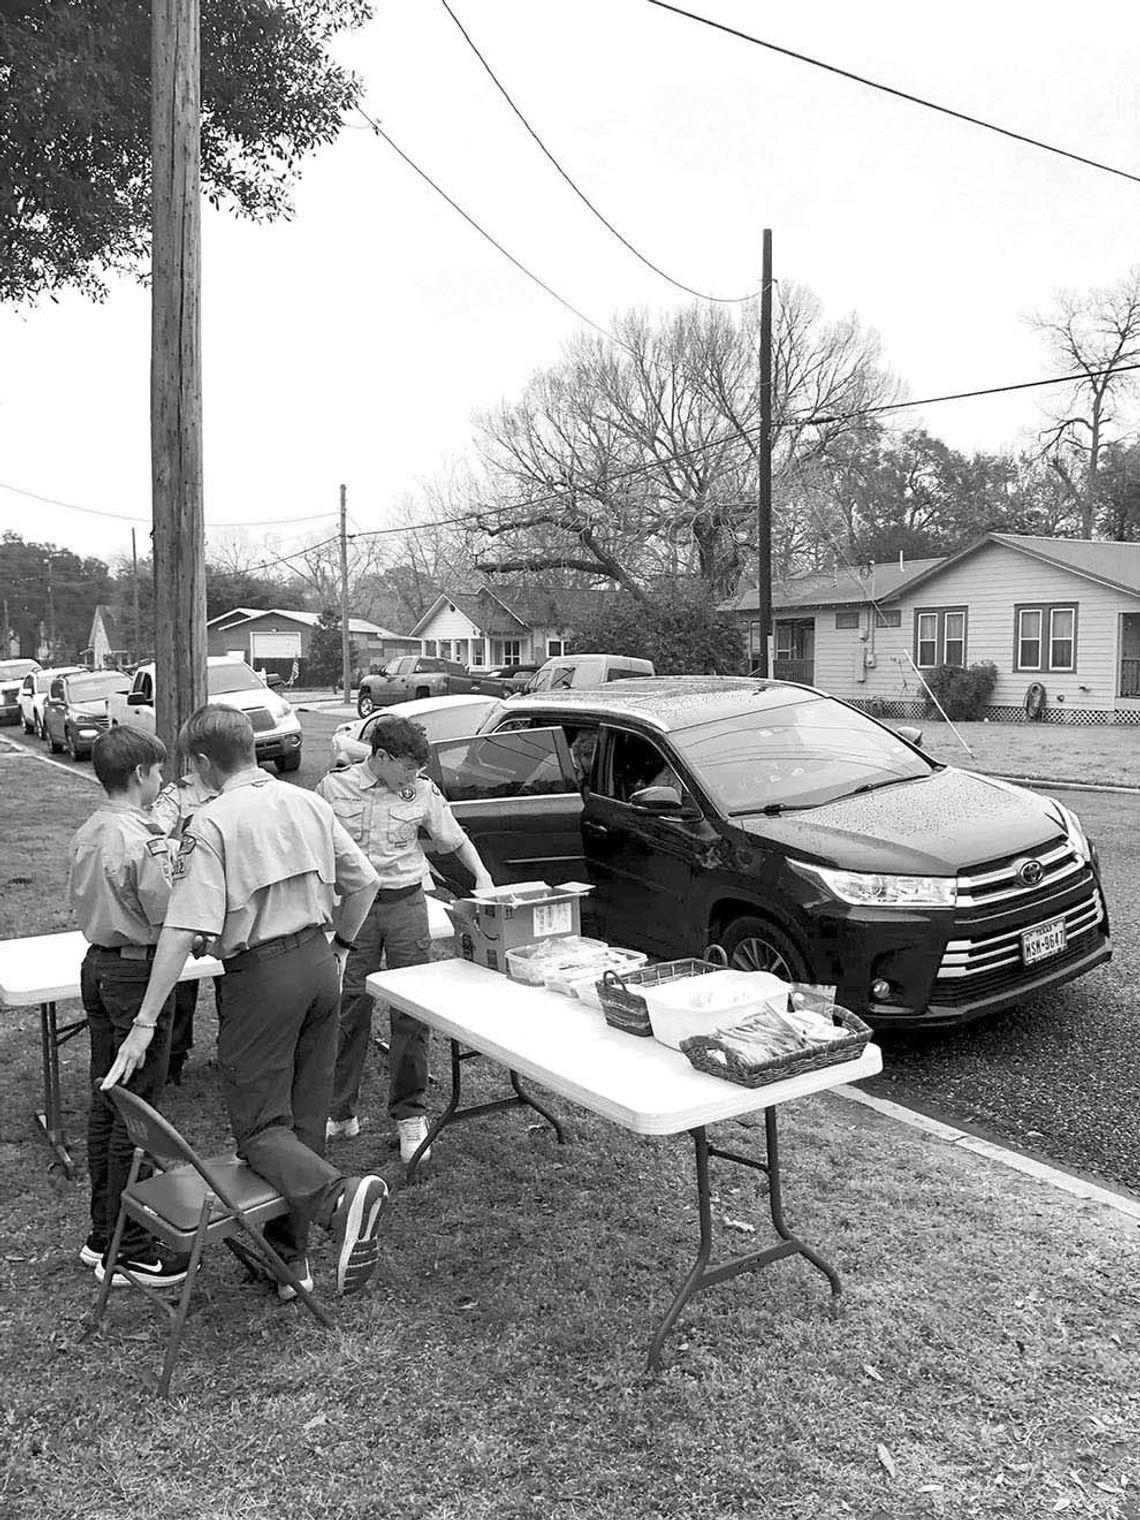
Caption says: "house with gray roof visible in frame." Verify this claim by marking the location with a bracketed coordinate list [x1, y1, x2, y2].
[722, 532, 1140, 725]
[410, 584, 615, 669]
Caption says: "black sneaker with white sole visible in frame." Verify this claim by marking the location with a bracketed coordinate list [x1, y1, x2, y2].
[332, 1175, 389, 1295]
[94, 1251, 193, 1289]
[79, 1232, 107, 1269]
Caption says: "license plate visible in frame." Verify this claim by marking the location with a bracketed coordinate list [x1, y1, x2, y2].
[1022, 916, 1067, 966]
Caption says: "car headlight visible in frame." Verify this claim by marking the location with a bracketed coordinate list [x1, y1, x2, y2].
[1051, 801, 1091, 864]
[797, 862, 957, 908]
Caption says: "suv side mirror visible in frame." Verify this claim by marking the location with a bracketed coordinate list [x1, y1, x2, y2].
[894, 725, 924, 746]
[127, 691, 149, 706]
[629, 785, 698, 817]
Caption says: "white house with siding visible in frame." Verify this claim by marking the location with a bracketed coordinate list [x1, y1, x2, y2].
[723, 533, 1140, 726]
[411, 584, 612, 668]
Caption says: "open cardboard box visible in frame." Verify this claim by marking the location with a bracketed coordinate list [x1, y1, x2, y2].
[444, 882, 594, 974]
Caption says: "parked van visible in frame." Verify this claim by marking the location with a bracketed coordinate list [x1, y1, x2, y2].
[522, 653, 655, 693]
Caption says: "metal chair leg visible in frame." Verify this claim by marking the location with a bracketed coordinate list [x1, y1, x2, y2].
[158, 1201, 211, 1398]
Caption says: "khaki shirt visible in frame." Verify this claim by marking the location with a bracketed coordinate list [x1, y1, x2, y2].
[68, 801, 174, 947]
[151, 773, 218, 838]
[164, 768, 378, 958]
[316, 763, 468, 891]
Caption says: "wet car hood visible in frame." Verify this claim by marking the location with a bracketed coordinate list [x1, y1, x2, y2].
[734, 766, 1062, 874]
[67, 695, 121, 716]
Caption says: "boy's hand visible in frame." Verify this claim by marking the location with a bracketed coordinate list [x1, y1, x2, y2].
[101, 1022, 156, 1089]
[472, 869, 494, 894]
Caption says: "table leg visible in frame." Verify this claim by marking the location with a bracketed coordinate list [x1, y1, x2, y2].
[33, 1000, 87, 1180]
[647, 1112, 841, 1370]
[405, 1040, 565, 1183]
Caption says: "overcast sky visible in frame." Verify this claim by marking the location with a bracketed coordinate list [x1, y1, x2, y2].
[2, 0, 1139, 569]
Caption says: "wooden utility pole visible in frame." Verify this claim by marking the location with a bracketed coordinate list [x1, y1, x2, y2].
[131, 528, 141, 663]
[754, 228, 773, 678]
[339, 484, 352, 700]
[151, 0, 206, 765]
[45, 554, 56, 662]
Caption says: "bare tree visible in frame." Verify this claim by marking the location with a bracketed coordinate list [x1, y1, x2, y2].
[1032, 267, 1140, 537]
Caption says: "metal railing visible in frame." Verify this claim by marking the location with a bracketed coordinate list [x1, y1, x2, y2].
[773, 658, 815, 684]
[1120, 657, 1140, 698]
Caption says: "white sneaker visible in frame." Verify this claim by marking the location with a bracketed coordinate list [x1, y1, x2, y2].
[277, 1258, 314, 1303]
[326, 1116, 362, 1141]
[397, 1115, 432, 1165]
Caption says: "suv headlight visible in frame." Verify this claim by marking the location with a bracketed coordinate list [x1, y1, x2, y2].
[797, 862, 957, 908]
[1051, 801, 1091, 865]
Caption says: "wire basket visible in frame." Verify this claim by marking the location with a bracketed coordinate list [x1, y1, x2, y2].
[598, 947, 728, 1037]
[680, 1004, 872, 1086]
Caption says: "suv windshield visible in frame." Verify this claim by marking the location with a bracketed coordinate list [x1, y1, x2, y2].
[207, 662, 263, 695]
[66, 673, 130, 703]
[671, 693, 935, 814]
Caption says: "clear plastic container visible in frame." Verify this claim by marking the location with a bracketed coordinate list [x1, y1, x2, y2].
[545, 947, 648, 999]
[505, 937, 607, 985]
[641, 970, 789, 1050]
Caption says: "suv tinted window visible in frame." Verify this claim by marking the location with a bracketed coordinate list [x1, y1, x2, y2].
[432, 729, 575, 803]
[602, 730, 680, 802]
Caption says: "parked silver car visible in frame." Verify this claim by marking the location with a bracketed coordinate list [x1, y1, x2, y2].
[329, 693, 507, 769]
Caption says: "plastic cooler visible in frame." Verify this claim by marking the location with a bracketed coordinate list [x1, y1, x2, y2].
[641, 969, 789, 1050]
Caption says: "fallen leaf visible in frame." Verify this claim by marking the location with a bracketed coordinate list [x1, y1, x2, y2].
[918, 1484, 943, 1493]
[302, 1413, 327, 1433]
[876, 1443, 896, 1479]
[863, 1364, 884, 1382]
[1095, 1483, 1124, 1496]
[722, 1216, 756, 1234]
[1052, 1500, 1071, 1513]
[456, 1296, 479, 1311]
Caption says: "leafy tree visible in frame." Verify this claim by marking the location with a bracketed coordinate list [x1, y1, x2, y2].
[0, 531, 112, 658]
[306, 607, 359, 688]
[204, 565, 289, 622]
[567, 591, 744, 676]
[0, 0, 371, 304]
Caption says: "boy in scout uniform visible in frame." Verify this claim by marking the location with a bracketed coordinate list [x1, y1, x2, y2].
[69, 726, 188, 1289]
[151, 764, 218, 1084]
[102, 705, 389, 1297]
[316, 714, 494, 1162]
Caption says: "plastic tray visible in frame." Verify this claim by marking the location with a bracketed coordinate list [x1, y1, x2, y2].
[642, 970, 789, 1050]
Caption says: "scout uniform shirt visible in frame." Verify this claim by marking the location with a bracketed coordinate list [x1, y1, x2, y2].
[163, 768, 378, 959]
[315, 763, 468, 890]
[151, 772, 218, 839]
[68, 801, 174, 946]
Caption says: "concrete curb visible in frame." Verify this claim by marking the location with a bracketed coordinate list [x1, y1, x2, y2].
[832, 1083, 1140, 1223]
[985, 772, 1140, 797]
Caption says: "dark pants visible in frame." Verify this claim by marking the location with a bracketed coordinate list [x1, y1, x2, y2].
[169, 979, 198, 1073]
[81, 948, 174, 1258]
[215, 936, 346, 1261]
[334, 890, 432, 1123]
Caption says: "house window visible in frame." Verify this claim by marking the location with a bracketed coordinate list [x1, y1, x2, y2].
[501, 639, 522, 665]
[547, 639, 566, 658]
[1015, 604, 1077, 673]
[915, 607, 968, 669]
[423, 640, 436, 657]
[470, 645, 484, 666]
[874, 608, 901, 628]
[835, 610, 860, 630]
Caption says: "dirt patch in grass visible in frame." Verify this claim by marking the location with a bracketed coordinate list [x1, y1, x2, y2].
[2, 748, 1138, 1519]
[918, 721, 1138, 788]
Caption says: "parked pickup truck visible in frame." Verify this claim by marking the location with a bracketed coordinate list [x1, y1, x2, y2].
[357, 656, 508, 717]
[108, 657, 304, 771]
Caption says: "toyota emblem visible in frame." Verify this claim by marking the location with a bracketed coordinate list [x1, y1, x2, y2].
[1017, 858, 1044, 888]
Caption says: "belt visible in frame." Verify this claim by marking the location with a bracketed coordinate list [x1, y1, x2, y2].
[222, 924, 325, 970]
[376, 882, 424, 904]
[91, 944, 157, 961]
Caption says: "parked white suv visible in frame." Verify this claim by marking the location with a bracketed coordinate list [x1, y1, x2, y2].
[19, 664, 84, 736]
[0, 658, 41, 726]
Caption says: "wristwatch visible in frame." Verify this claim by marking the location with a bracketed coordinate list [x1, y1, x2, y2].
[332, 932, 356, 952]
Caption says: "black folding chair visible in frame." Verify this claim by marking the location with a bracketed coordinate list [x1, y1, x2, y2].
[85, 1085, 330, 1397]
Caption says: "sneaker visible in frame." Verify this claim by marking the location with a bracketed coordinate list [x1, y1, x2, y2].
[277, 1258, 314, 1303]
[397, 1115, 432, 1165]
[79, 1232, 107, 1269]
[325, 1115, 362, 1141]
[332, 1176, 389, 1295]
[94, 1251, 192, 1290]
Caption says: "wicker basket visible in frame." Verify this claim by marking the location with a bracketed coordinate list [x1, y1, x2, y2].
[598, 949, 727, 1037]
[680, 1004, 872, 1086]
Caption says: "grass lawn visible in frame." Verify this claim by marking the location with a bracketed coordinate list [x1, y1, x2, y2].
[916, 721, 1138, 787]
[2, 746, 1139, 1519]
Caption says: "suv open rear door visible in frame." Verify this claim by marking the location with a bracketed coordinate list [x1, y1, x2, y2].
[426, 727, 587, 892]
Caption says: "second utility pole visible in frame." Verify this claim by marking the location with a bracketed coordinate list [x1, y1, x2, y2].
[755, 227, 773, 678]
[339, 483, 352, 700]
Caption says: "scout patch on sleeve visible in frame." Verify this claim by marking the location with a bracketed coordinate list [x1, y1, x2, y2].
[146, 837, 168, 857]
[400, 785, 417, 802]
[172, 833, 198, 879]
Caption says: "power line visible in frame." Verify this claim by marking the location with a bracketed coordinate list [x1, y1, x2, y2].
[355, 106, 622, 348]
[0, 480, 336, 530]
[647, 1, 1140, 190]
[438, 0, 758, 304]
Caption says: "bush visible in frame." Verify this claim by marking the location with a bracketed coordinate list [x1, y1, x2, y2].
[923, 661, 998, 721]
[567, 591, 745, 675]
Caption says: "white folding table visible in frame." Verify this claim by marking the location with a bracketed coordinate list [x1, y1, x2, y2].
[0, 930, 224, 1179]
[368, 958, 882, 1368]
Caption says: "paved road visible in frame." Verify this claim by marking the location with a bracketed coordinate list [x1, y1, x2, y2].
[13, 714, 1139, 1191]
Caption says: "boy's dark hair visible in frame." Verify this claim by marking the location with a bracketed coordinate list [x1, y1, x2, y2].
[92, 726, 167, 794]
[179, 704, 257, 773]
[369, 714, 430, 767]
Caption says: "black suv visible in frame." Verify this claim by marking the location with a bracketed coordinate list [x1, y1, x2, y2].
[423, 677, 1111, 1030]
